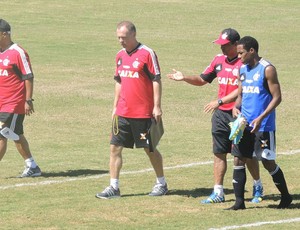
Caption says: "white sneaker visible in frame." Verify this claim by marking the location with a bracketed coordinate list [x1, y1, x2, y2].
[21, 166, 42, 177]
[95, 186, 121, 199]
[149, 183, 168, 196]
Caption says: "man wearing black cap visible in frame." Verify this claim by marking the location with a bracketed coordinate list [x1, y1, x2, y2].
[167, 28, 263, 204]
[0, 19, 41, 177]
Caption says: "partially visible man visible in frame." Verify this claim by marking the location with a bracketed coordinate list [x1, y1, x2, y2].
[167, 28, 263, 204]
[0, 19, 41, 177]
[95, 21, 167, 199]
[227, 36, 292, 210]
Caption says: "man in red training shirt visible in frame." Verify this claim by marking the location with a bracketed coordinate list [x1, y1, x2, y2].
[96, 21, 167, 199]
[0, 19, 41, 177]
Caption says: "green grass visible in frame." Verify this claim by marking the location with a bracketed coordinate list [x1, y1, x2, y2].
[0, 0, 300, 229]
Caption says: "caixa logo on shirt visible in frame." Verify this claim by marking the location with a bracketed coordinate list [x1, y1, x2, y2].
[0, 58, 10, 76]
[0, 69, 9, 77]
[118, 69, 139, 78]
[242, 86, 260, 94]
[217, 77, 238, 85]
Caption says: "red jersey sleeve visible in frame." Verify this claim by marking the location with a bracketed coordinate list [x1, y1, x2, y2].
[200, 55, 219, 83]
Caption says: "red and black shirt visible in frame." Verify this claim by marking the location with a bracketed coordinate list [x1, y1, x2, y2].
[201, 54, 241, 111]
[114, 44, 161, 118]
[0, 43, 33, 114]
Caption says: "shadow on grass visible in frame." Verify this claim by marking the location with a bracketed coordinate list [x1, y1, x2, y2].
[41, 169, 109, 178]
[121, 188, 235, 200]
[167, 189, 300, 209]
[122, 192, 149, 197]
[263, 193, 300, 209]
[114, 189, 300, 209]
[167, 187, 234, 198]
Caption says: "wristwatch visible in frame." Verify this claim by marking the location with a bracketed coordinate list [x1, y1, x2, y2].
[218, 99, 223, 106]
[26, 99, 34, 104]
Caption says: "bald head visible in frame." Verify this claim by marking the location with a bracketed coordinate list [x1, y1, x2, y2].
[116, 21, 138, 52]
[117, 21, 136, 33]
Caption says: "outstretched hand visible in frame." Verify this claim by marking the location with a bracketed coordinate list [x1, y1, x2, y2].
[167, 69, 184, 81]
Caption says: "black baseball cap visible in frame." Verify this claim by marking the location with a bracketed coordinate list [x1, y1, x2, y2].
[213, 28, 240, 45]
[0, 19, 11, 33]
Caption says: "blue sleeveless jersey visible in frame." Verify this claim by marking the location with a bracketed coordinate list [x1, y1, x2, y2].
[239, 58, 276, 131]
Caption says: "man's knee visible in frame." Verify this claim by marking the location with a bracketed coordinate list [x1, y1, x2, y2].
[234, 156, 246, 166]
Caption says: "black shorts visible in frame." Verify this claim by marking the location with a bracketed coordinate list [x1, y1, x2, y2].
[211, 109, 234, 154]
[232, 129, 276, 160]
[110, 116, 152, 149]
[0, 113, 25, 137]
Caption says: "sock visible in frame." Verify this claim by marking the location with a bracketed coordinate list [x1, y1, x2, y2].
[253, 179, 262, 187]
[214, 185, 224, 197]
[156, 176, 166, 186]
[110, 178, 119, 190]
[233, 166, 246, 205]
[25, 157, 37, 168]
[270, 165, 289, 196]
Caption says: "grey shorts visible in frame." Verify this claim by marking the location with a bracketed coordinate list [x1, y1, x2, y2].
[0, 113, 25, 137]
[110, 116, 152, 149]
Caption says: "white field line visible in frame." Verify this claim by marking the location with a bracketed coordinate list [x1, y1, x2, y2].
[0, 160, 213, 190]
[207, 149, 300, 230]
[208, 217, 300, 230]
[0, 149, 298, 191]
[1, 149, 299, 229]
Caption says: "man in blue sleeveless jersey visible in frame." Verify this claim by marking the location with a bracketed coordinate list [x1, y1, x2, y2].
[227, 36, 292, 210]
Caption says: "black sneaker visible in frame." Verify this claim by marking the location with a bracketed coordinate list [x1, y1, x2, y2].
[277, 194, 292, 209]
[21, 166, 42, 177]
[95, 186, 121, 199]
[225, 202, 246, 211]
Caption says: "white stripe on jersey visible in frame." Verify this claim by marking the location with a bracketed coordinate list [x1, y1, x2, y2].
[259, 58, 271, 67]
[9, 44, 32, 74]
[139, 44, 160, 75]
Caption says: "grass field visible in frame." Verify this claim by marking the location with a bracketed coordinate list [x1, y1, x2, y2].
[1, 0, 300, 229]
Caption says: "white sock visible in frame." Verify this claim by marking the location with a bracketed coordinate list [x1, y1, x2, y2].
[110, 178, 119, 190]
[253, 179, 262, 187]
[214, 185, 224, 196]
[25, 157, 37, 168]
[156, 177, 166, 186]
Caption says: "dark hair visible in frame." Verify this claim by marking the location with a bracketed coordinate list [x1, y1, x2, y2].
[117, 21, 136, 33]
[0, 18, 11, 32]
[238, 36, 259, 52]
[222, 28, 240, 44]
